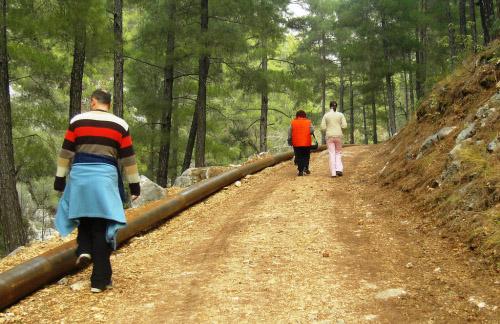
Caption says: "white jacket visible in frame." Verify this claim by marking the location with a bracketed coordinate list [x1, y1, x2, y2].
[321, 110, 347, 138]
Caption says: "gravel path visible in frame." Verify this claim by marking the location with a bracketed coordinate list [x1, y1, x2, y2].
[2, 146, 499, 323]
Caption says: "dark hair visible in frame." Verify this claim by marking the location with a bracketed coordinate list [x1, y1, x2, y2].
[296, 110, 307, 118]
[91, 89, 112, 105]
[330, 100, 338, 111]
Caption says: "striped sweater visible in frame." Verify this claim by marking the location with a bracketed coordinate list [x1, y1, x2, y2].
[55, 110, 140, 196]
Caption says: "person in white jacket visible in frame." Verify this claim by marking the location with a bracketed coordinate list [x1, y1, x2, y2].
[321, 101, 348, 177]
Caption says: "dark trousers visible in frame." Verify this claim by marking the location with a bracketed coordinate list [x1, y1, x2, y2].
[293, 146, 311, 172]
[76, 217, 112, 289]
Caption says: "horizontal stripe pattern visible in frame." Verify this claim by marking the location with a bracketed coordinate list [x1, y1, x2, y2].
[57, 110, 140, 188]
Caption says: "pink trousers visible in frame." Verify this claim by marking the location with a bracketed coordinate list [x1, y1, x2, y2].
[327, 137, 343, 176]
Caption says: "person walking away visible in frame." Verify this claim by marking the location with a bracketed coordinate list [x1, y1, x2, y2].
[288, 110, 314, 176]
[54, 89, 140, 293]
[321, 101, 347, 177]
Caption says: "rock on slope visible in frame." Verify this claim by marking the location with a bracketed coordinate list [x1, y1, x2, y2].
[379, 42, 499, 267]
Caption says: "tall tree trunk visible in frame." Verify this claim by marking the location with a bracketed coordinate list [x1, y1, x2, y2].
[459, 0, 467, 48]
[157, 0, 176, 187]
[403, 70, 409, 121]
[382, 17, 397, 136]
[339, 59, 345, 113]
[385, 75, 397, 136]
[371, 92, 378, 144]
[320, 31, 327, 144]
[478, 0, 492, 44]
[69, 20, 86, 120]
[183, 107, 197, 172]
[362, 106, 368, 145]
[349, 71, 354, 144]
[470, 0, 478, 52]
[415, 0, 427, 100]
[0, 0, 27, 252]
[382, 90, 391, 137]
[259, 38, 268, 153]
[447, 0, 457, 66]
[194, 0, 209, 167]
[113, 0, 124, 118]
[408, 53, 416, 112]
[170, 107, 179, 185]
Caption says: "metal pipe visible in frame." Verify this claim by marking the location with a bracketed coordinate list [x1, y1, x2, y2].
[1, 147, 333, 310]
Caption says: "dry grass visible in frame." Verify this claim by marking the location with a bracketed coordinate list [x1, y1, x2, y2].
[378, 41, 500, 267]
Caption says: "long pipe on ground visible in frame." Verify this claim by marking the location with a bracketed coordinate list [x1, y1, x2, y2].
[0, 146, 335, 310]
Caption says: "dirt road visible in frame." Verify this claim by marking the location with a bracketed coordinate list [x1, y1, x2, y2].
[2, 146, 499, 323]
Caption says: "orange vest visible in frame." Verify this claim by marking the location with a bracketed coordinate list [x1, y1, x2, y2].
[291, 118, 312, 147]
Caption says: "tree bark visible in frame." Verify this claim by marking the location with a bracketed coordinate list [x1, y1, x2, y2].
[459, 0, 467, 48]
[0, 0, 28, 252]
[478, 0, 491, 44]
[469, 0, 478, 52]
[403, 70, 409, 121]
[385, 75, 397, 136]
[259, 39, 268, 153]
[348, 71, 354, 144]
[194, 0, 209, 167]
[362, 106, 368, 145]
[382, 17, 397, 136]
[339, 59, 345, 113]
[157, 0, 176, 187]
[415, 0, 427, 100]
[447, 0, 457, 66]
[408, 53, 416, 112]
[113, 0, 124, 118]
[170, 108, 179, 185]
[382, 90, 391, 137]
[371, 92, 378, 144]
[69, 19, 86, 120]
[183, 107, 197, 172]
[320, 31, 326, 144]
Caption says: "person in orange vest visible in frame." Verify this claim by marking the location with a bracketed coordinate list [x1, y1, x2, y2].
[288, 110, 315, 176]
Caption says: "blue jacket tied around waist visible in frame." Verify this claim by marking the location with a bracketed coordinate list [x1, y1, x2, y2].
[55, 152, 128, 249]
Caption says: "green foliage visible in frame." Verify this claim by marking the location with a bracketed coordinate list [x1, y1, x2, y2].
[6, 0, 492, 189]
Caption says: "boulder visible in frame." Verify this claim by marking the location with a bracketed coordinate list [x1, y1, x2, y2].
[131, 175, 166, 208]
[436, 126, 457, 140]
[475, 105, 491, 119]
[29, 209, 56, 241]
[456, 123, 476, 143]
[487, 139, 498, 153]
[441, 160, 461, 181]
[417, 126, 457, 159]
[174, 166, 234, 188]
[420, 134, 439, 152]
[489, 92, 500, 104]
[375, 288, 407, 300]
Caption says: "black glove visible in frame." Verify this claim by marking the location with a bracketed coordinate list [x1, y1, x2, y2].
[54, 176, 66, 192]
[129, 182, 140, 197]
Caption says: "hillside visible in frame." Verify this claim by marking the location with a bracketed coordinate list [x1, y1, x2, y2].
[379, 42, 500, 267]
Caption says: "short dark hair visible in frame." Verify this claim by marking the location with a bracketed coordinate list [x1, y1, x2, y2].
[91, 89, 112, 105]
[296, 110, 307, 118]
[330, 101, 338, 111]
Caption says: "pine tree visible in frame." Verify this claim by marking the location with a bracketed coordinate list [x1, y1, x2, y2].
[113, 0, 124, 118]
[0, 0, 28, 252]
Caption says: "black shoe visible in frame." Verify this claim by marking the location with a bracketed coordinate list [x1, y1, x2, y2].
[304, 169, 311, 175]
[336, 171, 343, 177]
[298, 171, 304, 176]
